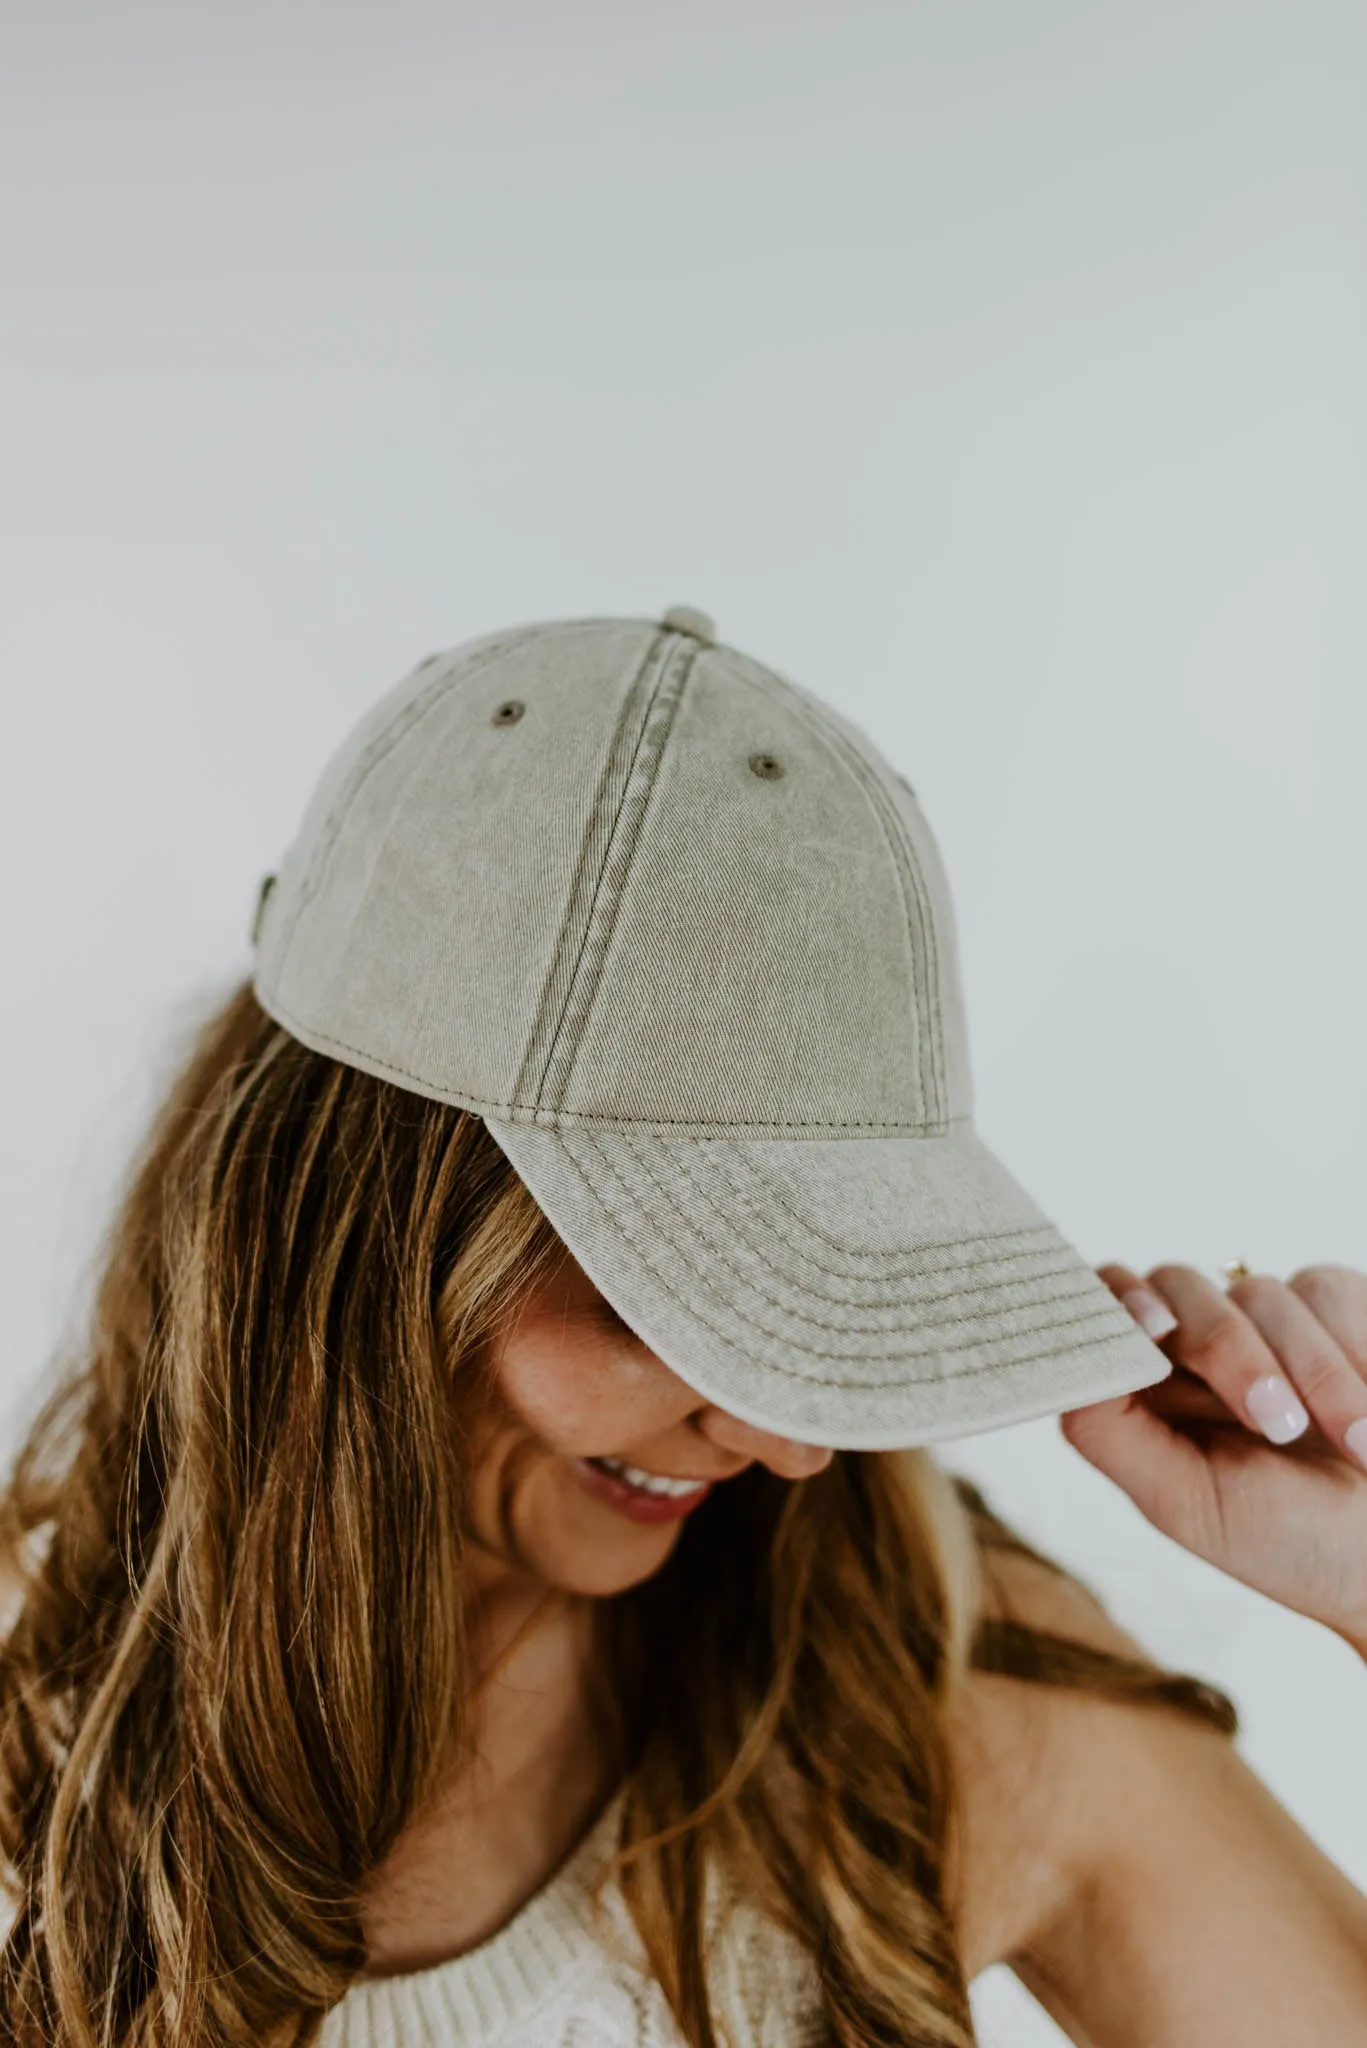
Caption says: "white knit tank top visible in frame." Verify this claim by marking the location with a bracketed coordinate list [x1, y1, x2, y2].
[318, 1784, 831, 2047]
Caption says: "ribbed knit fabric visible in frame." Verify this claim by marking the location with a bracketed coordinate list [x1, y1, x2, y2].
[319, 1785, 830, 2046]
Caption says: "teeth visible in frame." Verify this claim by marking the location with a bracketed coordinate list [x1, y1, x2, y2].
[594, 1456, 707, 1499]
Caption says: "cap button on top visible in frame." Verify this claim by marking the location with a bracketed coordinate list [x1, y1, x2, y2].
[660, 605, 716, 645]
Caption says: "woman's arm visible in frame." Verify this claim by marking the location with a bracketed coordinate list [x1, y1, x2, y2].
[946, 1544, 1367, 2047]
[947, 1258, 1367, 2040]
[1015, 1684, 1367, 2047]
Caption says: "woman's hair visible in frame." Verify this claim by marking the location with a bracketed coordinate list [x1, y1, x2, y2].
[0, 983, 1237, 2048]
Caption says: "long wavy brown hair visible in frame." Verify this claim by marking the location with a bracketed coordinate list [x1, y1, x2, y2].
[0, 981, 1236, 2047]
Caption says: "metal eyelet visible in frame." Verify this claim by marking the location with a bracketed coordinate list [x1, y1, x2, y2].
[748, 751, 784, 780]
[491, 700, 525, 726]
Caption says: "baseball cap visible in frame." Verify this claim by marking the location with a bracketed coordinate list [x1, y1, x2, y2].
[250, 605, 1171, 1449]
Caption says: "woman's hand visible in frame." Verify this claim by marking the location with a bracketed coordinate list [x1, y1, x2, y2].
[1059, 1262, 1367, 1656]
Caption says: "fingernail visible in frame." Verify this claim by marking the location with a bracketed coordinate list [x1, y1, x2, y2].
[1345, 1418, 1367, 1472]
[1121, 1287, 1179, 1341]
[1245, 1374, 1310, 1444]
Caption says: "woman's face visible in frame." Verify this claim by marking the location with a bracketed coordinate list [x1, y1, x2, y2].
[466, 1247, 834, 1601]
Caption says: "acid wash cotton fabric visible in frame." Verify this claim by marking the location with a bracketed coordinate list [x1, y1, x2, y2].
[252, 608, 1171, 1451]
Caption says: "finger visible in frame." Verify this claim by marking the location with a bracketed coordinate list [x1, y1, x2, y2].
[1287, 1264, 1367, 1379]
[1097, 1265, 1229, 1420]
[1226, 1271, 1367, 1475]
[1144, 1262, 1312, 1446]
[1144, 1365, 1246, 1427]
[1095, 1262, 1180, 1343]
[1058, 1392, 1219, 1551]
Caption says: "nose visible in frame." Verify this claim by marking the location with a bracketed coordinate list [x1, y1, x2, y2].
[694, 1405, 835, 1481]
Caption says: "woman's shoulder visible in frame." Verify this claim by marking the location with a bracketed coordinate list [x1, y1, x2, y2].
[940, 1529, 1228, 1981]
[942, 1522, 1367, 2040]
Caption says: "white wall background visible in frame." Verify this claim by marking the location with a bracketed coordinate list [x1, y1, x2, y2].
[2, 3, 1364, 2039]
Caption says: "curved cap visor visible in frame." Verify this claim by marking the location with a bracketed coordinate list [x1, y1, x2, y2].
[478, 1116, 1171, 1450]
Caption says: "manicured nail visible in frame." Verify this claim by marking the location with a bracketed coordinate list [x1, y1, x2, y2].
[1121, 1287, 1179, 1341]
[1245, 1375, 1310, 1444]
[1345, 1418, 1367, 1473]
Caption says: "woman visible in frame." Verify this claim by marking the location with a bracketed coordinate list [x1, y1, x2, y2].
[1, 606, 1364, 2047]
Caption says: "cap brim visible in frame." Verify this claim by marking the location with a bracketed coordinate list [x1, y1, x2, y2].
[477, 1116, 1171, 1450]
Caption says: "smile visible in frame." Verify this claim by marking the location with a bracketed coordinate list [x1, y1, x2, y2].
[571, 1454, 717, 1525]
[588, 1455, 710, 1498]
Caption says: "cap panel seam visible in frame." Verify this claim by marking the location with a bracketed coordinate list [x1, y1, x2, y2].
[528, 634, 700, 1115]
[512, 627, 672, 1107]
[741, 651, 946, 1122]
[708, 649, 948, 1128]
[268, 625, 552, 972]
[835, 735, 948, 1125]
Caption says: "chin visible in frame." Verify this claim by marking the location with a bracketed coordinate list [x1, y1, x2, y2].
[528, 1462, 687, 1598]
[548, 1551, 677, 1601]
[536, 1519, 682, 1600]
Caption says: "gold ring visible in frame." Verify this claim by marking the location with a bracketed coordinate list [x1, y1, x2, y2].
[1223, 1259, 1253, 1285]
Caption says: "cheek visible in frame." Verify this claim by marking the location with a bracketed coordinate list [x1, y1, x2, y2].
[494, 1333, 680, 1455]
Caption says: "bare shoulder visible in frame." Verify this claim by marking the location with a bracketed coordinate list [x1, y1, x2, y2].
[942, 1539, 1367, 2045]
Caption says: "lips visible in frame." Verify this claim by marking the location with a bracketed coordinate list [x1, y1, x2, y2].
[571, 1456, 715, 1525]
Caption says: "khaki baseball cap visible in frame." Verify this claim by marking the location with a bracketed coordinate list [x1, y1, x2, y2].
[251, 605, 1170, 1449]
